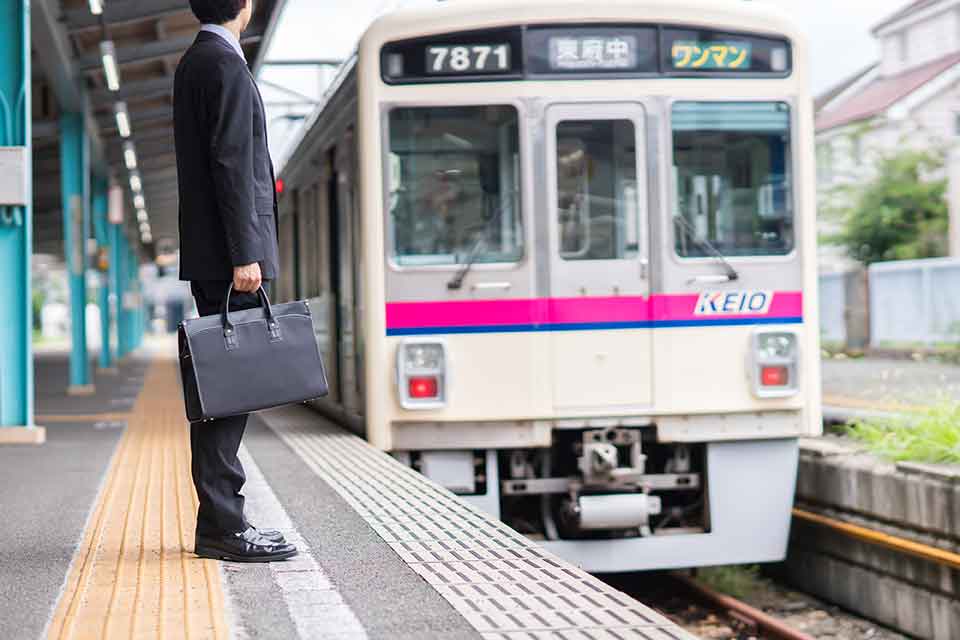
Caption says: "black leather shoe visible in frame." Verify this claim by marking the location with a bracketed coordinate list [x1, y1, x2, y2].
[252, 526, 286, 543]
[195, 527, 298, 562]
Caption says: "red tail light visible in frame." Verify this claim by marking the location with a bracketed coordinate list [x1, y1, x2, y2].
[275, 178, 285, 194]
[408, 376, 439, 399]
[761, 366, 789, 387]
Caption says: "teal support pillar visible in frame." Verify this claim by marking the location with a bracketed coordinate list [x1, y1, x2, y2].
[110, 223, 124, 359]
[129, 243, 143, 349]
[107, 210, 119, 362]
[0, 0, 42, 442]
[60, 111, 93, 395]
[116, 231, 130, 359]
[117, 232, 142, 356]
[91, 176, 113, 371]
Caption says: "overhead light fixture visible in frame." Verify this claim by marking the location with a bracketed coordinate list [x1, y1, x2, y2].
[133, 194, 145, 210]
[100, 41, 120, 91]
[129, 172, 142, 193]
[114, 102, 131, 138]
[142, 234, 153, 245]
[123, 141, 137, 170]
[88, 0, 103, 15]
[139, 221, 150, 234]
[136, 209, 148, 222]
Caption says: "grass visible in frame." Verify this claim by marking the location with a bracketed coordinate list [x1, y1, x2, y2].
[847, 401, 960, 464]
[695, 565, 761, 599]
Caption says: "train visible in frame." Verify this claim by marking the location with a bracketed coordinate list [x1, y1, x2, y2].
[272, 0, 821, 572]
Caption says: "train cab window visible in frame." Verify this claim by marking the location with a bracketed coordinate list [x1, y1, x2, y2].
[555, 119, 639, 260]
[387, 105, 522, 266]
[672, 102, 793, 257]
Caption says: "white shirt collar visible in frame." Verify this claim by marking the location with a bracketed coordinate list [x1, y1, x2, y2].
[200, 24, 246, 62]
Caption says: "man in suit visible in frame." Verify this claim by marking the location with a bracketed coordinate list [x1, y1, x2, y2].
[174, 0, 296, 562]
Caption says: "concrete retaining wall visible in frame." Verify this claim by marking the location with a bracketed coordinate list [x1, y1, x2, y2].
[780, 437, 960, 640]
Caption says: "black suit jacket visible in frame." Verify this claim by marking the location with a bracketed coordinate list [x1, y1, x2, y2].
[174, 30, 279, 281]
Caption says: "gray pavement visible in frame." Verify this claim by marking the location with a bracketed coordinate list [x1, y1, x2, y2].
[822, 356, 960, 408]
[244, 416, 479, 640]
[0, 421, 124, 640]
[34, 352, 150, 416]
[224, 444, 367, 640]
[242, 415, 478, 640]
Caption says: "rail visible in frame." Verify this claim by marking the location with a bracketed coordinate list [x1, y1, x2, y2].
[792, 507, 960, 571]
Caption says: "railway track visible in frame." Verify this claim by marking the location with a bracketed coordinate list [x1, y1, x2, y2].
[606, 571, 817, 640]
[651, 505, 956, 640]
[667, 573, 815, 640]
[792, 507, 960, 571]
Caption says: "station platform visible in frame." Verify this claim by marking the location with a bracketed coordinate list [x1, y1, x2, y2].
[2, 344, 696, 640]
[821, 354, 960, 420]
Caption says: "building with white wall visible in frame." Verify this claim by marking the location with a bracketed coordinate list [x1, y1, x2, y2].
[816, 0, 960, 270]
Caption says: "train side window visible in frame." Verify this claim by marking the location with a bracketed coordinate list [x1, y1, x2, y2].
[555, 119, 638, 260]
[672, 101, 793, 257]
[387, 105, 523, 267]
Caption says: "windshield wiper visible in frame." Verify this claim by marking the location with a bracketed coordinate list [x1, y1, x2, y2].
[673, 214, 739, 282]
[447, 201, 506, 290]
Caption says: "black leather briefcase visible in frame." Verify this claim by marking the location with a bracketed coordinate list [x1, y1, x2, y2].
[178, 285, 328, 423]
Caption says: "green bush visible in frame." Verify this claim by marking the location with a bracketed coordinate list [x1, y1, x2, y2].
[847, 402, 960, 464]
[826, 149, 948, 264]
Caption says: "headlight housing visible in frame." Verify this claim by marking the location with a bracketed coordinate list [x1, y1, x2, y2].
[750, 330, 799, 398]
[397, 339, 447, 409]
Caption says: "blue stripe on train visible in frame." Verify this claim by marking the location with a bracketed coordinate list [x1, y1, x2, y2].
[385, 316, 804, 336]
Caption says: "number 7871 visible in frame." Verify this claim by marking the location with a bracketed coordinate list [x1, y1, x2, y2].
[428, 45, 510, 72]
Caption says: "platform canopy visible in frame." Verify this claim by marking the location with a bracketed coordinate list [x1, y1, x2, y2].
[31, 0, 288, 260]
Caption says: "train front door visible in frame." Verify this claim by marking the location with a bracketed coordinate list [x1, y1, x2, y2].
[545, 103, 654, 415]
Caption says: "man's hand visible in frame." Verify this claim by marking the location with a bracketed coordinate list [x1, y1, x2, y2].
[233, 262, 262, 292]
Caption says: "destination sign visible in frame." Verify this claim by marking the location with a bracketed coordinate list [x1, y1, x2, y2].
[548, 35, 637, 70]
[672, 41, 752, 70]
[526, 26, 657, 75]
[381, 25, 790, 83]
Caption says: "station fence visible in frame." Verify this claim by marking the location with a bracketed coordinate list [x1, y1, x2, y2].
[819, 257, 960, 348]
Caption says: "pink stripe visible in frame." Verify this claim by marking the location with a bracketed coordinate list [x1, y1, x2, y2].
[385, 292, 803, 329]
[651, 291, 803, 322]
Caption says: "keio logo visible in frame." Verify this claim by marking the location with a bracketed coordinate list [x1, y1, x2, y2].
[694, 290, 773, 315]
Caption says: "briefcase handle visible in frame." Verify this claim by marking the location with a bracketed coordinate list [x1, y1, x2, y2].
[220, 284, 279, 341]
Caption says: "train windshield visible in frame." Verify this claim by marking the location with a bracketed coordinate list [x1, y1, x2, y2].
[556, 119, 639, 260]
[388, 105, 522, 266]
[672, 101, 793, 257]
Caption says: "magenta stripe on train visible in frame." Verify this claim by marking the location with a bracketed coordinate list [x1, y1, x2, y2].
[385, 291, 803, 330]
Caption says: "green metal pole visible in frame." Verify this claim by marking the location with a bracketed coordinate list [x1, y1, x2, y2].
[116, 231, 129, 358]
[131, 244, 143, 349]
[0, 0, 40, 441]
[108, 206, 119, 362]
[91, 176, 113, 370]
[60, 111, 92, 394]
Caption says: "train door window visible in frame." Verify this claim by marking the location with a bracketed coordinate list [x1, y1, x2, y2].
[672, 102, 793, 257]
[555, 119, 638, 260]
[387, 105, 522, 266]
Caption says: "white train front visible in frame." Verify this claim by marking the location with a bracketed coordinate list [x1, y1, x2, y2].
[274, 0, 822, 572]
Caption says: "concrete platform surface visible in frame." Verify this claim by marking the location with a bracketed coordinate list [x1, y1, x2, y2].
[2, 350, 696, 640]
[822, 356, 960, 412]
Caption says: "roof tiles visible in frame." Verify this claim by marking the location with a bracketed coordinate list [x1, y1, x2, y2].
[815, 51, 960, 132]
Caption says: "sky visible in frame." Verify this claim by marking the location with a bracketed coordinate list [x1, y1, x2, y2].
[258, 0, 913, 156]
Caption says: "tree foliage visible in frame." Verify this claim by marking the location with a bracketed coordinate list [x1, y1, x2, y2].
[829, 150, 948, 264]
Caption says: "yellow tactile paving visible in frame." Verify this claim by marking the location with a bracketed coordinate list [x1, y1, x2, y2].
[47, 358, 228, 640]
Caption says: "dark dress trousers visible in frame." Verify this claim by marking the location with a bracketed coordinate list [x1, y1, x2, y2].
[174, 31, 280, 537]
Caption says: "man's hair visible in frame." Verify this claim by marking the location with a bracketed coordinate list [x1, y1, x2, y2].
[189, 0, 247, 24]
